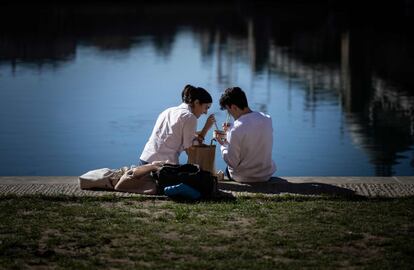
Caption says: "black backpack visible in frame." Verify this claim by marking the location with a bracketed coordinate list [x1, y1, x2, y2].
[151, 163, 217, 199]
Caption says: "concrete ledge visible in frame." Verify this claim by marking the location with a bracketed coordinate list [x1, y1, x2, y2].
[0, 176, 78, 184]
[1, 176, 414, 198]
[1, 176, 413, 185]
[285, 176, 414, 184]
[219, 178, 414, 198]
[393, 176, 414, 184]
[283, 176, 398, 184]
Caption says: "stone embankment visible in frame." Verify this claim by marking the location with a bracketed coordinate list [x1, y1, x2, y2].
[1, 176, 413, 198]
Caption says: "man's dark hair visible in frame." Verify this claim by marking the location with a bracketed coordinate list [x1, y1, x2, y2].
[219, 87, 248, 110]
[182, 84, 212, 104]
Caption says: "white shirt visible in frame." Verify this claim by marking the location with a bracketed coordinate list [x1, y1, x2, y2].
[221, 111, 276, 182]
[140, 103, 197, 164]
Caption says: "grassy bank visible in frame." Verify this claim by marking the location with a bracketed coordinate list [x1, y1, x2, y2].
[1, 194, 413, 269]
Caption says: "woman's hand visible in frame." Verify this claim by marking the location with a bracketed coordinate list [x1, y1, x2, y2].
[151, 160, 167, 167]
[205, 114, 216, 130]
[197, 114, 216, 143]
[195, 132, 205, 144]
[131, 161, 168, 178]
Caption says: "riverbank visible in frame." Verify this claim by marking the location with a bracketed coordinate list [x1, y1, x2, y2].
[1, 176, 413, 198]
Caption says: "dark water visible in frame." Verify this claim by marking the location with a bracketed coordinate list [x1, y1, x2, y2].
[1, 2, 414, 176]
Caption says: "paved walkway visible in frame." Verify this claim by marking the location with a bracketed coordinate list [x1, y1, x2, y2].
[1, 176, 414, 198]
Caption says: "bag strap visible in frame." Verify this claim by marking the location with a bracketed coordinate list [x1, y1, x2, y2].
[192, 138, 200, 146]
[192, 138, 217, 146]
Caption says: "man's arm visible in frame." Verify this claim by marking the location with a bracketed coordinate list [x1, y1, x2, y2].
[218, 131, 241, 169]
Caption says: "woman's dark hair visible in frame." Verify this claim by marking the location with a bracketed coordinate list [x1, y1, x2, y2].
[219, 87, 248, 110]
[181, 84, 212, 105]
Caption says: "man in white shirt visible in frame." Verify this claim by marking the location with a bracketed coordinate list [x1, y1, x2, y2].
[215, 87, 276, 182]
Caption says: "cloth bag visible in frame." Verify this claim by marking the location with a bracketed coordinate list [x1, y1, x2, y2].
[186, 139, 216, 174]
[78, 168, 116, 190]
[79, 166, 158, 194]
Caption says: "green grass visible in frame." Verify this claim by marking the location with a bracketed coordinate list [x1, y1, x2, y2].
[1, 194, 413, 269]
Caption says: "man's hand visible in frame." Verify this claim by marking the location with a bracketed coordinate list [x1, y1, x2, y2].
[214, 131, 228, 146]
[216, 137, 228, 146]
[222, 122, 232, 132]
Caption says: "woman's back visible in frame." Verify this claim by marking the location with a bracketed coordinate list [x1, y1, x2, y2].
[140, 103, 197, 164]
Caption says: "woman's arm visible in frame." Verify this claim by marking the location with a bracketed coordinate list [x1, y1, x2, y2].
[114, 162, 165, 193]
[196, 114, 216, 142]
[131, 163, 161, 178]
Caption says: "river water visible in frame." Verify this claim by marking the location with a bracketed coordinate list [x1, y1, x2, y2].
[0, 2, 413, 176]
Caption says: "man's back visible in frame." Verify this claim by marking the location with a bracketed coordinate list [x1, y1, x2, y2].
[140, 103, 196, 164]
[223, 111, 276, 182]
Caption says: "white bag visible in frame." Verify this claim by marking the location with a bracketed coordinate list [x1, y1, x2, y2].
[78, 168, 115, 190]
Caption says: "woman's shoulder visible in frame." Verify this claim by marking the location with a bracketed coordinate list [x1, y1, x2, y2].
[180, 110, 197, 123]
[166, 104, 197, 122]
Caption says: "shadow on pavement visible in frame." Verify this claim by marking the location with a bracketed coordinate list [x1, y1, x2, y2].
[218, 177, 359, 198]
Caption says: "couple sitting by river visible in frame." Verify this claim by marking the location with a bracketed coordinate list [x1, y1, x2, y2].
[112, 85, 276, 194]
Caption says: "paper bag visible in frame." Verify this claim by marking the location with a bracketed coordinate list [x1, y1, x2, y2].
[187, 139, 216, 174]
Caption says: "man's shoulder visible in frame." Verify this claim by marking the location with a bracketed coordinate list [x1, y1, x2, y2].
[254, 112, 272, 126]
[238, 111, 271, 124]
[232, 112, 271, 135]
[255, 111, 271, 119]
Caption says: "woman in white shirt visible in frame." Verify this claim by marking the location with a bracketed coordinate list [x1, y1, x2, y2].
[139, 84, 215, 165]
[114, 85, 215, 193]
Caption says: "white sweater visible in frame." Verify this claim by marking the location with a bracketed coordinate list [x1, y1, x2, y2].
[220, 111, 276, 182]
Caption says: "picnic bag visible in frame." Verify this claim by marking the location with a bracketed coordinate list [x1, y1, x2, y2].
[187, 139, 216, 174]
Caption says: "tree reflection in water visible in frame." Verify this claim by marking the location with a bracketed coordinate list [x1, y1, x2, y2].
[0, 1, 413, 176]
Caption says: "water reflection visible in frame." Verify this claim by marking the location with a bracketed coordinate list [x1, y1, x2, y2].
[0, 2, 413, 176]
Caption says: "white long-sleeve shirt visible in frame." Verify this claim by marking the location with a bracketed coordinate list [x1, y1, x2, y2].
[221, 111, 276, 182]
[140, 103, 197, 164]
